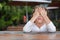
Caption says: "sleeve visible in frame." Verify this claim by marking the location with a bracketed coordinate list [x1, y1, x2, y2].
[23, 21, 34, 32]
[47, 22, 56, 32]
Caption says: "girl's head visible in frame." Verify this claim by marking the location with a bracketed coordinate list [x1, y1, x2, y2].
[33, 6, 47, 24]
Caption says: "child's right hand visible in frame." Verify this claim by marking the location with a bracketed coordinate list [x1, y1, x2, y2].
[30, 7, 40, 23]
[33, 7, 40, 19]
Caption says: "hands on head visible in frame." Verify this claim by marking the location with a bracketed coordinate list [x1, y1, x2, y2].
[30, 6, 51, 24]
[33, 6, 48, 19]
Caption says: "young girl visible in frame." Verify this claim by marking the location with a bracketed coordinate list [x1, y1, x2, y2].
[23, 6, 56, 32]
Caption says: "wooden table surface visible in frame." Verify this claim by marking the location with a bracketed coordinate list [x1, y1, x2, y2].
[0, 31, 60, 40]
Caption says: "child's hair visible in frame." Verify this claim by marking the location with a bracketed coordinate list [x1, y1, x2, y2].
[32, 5, 48, 17]
[32, 5, 48, 13]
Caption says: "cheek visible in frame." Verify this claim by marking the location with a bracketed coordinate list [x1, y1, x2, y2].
[40, 18, 44, 21]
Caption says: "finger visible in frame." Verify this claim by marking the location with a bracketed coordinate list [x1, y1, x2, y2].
[42, 7, 47, 12]
[35, 8, 38, 12]
[38, 7, 42, 10]
[38, 7, 43, 13]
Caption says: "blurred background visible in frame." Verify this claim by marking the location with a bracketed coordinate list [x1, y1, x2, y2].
[0, 0, 60, 31]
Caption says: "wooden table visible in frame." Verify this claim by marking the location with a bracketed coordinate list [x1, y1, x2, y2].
[0, 31, 60, 40]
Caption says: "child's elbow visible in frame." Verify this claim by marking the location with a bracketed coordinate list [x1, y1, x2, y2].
[23, 28, 31, 32]
[48, 28, 56, 32]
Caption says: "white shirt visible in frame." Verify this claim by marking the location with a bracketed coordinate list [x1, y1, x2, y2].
[23, 21, 56, 32]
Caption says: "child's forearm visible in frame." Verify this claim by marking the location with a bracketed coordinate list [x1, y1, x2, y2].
[30, 16, 37, 23]
[43, 16, 51, 24]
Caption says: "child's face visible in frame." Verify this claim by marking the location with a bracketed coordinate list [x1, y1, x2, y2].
[35, 15, 44, 23]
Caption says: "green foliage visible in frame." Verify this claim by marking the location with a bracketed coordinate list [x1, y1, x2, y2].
[0, 4, 2, 10]
[0, 2, 33, 30]
[0, 19, 6, 30]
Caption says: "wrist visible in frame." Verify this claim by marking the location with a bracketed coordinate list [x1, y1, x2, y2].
[30, 16, 37, 23]
[43, 16, 51, 24]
